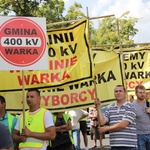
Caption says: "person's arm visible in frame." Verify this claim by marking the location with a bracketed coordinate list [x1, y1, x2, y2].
[12, 129, 27, 143]
[55, 119, 72, 132]
[146, 107, 150, 114]
[94, 98, 107, 125]
[78, 115, 87, 122]
[98, 109, 107, 125]
[22, 125, 56, 140]
[12, 114, 27, 143]
[78, 110, 88, 122]
[98, 120, 129, 133]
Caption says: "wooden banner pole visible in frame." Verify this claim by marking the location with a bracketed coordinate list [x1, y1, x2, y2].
[94, 80, 103, 150]
[46, 14, 115, 27]
[116, 19, 128, 90]
[22, 70, 25, 129]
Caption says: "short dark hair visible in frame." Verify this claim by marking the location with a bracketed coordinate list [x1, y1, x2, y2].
[0, 95, 6, 103]
[135, 85, 145, 92]
[115, 85, 126, 92]
[27, 88, 40, 96]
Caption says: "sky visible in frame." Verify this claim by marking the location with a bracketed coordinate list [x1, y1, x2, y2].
[63, 0, 150, 43]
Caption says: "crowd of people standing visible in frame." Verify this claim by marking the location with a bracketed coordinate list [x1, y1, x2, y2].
[0, 85, 150, 150]
[95, 84, 150, 150]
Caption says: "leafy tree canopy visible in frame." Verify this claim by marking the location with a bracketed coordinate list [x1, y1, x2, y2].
[92, 11, 139, 48]
[0, 0, 65, 19]
[65, 2, 85, 21]
[0, 1, 139, 46]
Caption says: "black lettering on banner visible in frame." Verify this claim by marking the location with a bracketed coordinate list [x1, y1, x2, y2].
[47, 32, 74, 44]
[69, 81, 93, 90]
[4, 38, 22, 45]
[48, 47, 56, 57]
[131, 62, 145, 69]
[4, 28, 37, 35]
[41, 88, 64, 93]
[5, 48, 38, 55]
[26, 39, 38, 45]
[93, 52, 97, 60]
[123, 52, 146, 61]
[60, 43, 77, 56]
[124, 63, 127, 70]
[125, 71, 150, 79]
[96, 70, 116, 83]
[68, 71, 116, 90]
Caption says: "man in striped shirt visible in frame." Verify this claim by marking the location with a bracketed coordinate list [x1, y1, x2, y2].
[95, 85, 137, 150]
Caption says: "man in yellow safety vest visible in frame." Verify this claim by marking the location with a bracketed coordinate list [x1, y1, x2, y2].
[12, 88, 56, 150]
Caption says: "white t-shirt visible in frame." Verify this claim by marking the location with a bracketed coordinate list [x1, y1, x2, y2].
[15, 108, 54, 150]
[67, 109, 88, 130]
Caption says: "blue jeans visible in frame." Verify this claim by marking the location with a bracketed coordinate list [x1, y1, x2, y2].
[111, 147, 137, 150]
[137, 134, 150, 150]
[72, 129, 81, 150]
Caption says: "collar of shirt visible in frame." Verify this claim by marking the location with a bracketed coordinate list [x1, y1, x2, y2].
[0, 111, 8, 120]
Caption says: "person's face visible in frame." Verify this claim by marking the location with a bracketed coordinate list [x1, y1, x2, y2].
[114, 86, 126, 101]
[136, 88, 146, 101]
[0, 101, 5, 111]
[129, 95, 134, 103]
[26, 91, 41, 108]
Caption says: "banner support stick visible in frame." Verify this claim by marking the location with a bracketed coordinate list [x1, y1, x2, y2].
[94, 80, 103, 150]
[22, 70, 25, 129]
[116, 19, 127, 90]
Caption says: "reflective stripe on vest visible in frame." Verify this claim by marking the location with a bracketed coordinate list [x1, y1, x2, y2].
[19, 108, 46, 148]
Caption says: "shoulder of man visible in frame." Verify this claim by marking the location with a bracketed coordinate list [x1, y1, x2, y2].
[124, 102, 136, 112]
[107, 103, 115, 109]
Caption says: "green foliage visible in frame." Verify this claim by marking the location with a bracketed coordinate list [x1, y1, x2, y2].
[62, 2, 86, 28]
[37, 0, 65, 24]
[0, 0, 39, 16]
[0, 1, 139, 47]
[0, 0, 65, 19]
[92, 11, 139, 48]
[65, 2, 85, 21]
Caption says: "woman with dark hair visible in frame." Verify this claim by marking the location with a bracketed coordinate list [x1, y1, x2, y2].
[50, 112, 74, 150]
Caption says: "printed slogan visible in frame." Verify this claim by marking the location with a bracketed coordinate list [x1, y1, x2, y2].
[122, 49, 150, 93]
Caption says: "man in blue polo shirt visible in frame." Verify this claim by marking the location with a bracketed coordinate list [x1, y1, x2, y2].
[0, 95, 18, 149]
[0, 95, 17, 133]
[0, 123, 14, 149]
[95, 85, 137, 150]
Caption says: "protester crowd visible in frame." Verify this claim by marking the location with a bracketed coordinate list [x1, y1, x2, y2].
[0, 85, 150, 150]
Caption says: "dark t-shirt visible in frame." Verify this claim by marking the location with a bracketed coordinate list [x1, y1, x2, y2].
[0, 123, 13, 148]
[52, 117, 71, 147]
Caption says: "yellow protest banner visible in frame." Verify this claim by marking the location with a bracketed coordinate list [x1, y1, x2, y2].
[93, 48, 124, 105]
[2, 84, 95, 113]
[1, 20, 150, 113]
[122, 48, 150, 95]
[93, 48, 150, 103]
[0, 19, 95, 113]
[2, 49, 123, 113]
[0, 19, 94, 92]
[3, 48, 150, 113]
